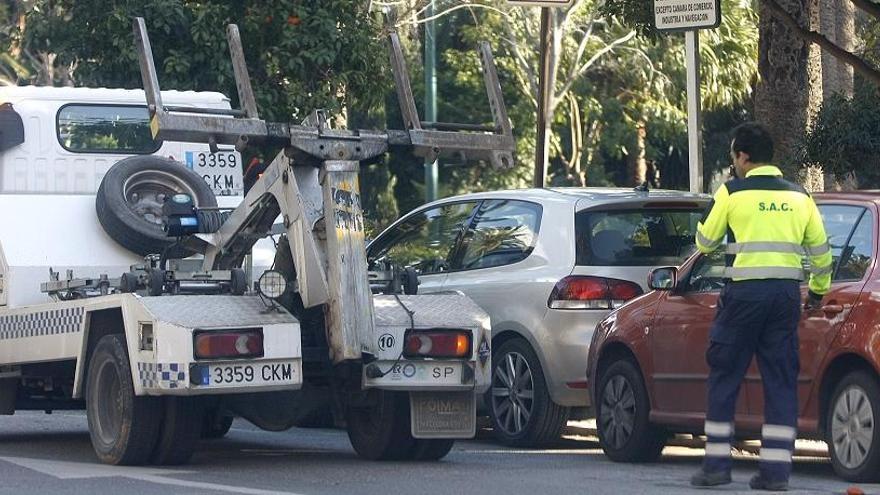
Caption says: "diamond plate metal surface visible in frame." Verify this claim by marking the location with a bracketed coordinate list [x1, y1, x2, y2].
[140, 295, 297, 328]
[373, 294, 488, 328]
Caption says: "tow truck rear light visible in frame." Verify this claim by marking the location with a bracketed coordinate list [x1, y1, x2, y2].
[403, 330, 471, 358]
[194, 329, 264, 359]
[548, 276, 643, 310]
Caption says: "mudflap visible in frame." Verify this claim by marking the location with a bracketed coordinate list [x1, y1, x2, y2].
[410, 391, 476, 439]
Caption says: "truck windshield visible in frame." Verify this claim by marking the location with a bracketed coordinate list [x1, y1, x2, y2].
[57, 104, 160, 154]
[575, 208, 704, 266]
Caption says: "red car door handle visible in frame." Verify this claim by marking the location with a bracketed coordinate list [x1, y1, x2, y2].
[821, 304, 844, 315]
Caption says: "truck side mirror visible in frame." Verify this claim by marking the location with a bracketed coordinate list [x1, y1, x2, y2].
[648, 267, 677, 291]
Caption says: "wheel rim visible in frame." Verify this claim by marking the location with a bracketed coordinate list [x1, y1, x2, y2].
[491, 351, 535, 436]
[123, 170, 198, 225]
[599, 374, 636, 450]
[831, 385, 875, 469]
[93, 360, 124, 446]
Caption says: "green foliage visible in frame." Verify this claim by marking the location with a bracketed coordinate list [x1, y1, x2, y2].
[803, 85, 880, 187]
[23, 0, 388, 122]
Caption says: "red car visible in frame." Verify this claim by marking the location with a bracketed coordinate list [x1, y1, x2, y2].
[587, 193, 880, 482]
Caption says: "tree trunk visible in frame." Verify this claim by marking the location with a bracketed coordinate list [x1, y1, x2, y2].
[820, 0, 855, 191]
[626, 120, 647, 187]
[756, 0, 823, 187]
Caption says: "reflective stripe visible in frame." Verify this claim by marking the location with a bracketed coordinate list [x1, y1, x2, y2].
[725, 242, 805, 255]
[705, 420, 733, 437]
[722, 266, 805, 280]
[810, 264, 833, 276]
[762, 424, 796, 441]
[697, 231, 722, 249]
[760, 447, 793, 463]
[804, 242, 831, 256]
[705, 442, 731, 457]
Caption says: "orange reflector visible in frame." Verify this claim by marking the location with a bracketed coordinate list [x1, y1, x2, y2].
[403, 330, 471, 358]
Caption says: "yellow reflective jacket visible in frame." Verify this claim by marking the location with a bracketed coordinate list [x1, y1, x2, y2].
[696, 165, 832, 295]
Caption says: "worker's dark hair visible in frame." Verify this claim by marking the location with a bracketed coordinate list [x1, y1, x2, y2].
[731, 122, 774, 164]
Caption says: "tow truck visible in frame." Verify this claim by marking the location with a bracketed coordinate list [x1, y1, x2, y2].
[0, 18, 515, 465]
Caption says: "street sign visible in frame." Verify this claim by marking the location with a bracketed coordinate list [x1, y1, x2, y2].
[654, 0, 721, 32]
[506, 0, 575, 7]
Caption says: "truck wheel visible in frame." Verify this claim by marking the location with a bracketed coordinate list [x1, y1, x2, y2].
[346, 391, 416, 460]
[86, 334, 161, 465]
[202, 409, 234, 439]
[412, 439, 455, 461]
[596, 359, 666, 463]
[487, 338, 569, 446]
[827, 370, 880, 482]
[96, 155, 217, 257]
[151, 397, 203, 465]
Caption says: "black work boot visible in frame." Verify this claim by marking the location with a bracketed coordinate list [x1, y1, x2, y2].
[749, 473, 789, 491]
[690, 469, 732, 487]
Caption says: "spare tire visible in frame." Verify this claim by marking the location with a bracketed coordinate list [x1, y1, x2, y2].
[96, 156, 217, 257]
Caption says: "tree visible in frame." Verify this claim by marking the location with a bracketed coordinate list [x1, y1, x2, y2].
[17, 0, 388, 123]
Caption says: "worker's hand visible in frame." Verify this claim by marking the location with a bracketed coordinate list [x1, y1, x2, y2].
[804, 291, 824, 311]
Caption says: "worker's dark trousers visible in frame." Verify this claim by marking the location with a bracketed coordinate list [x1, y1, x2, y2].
[702, 279, 801, 482]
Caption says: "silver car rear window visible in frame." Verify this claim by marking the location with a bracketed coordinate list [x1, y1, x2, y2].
[575, 208, 703, 266]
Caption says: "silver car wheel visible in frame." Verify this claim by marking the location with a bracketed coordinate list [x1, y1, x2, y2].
[599, 374, 636, 450]
[492, 351, 535, 436]
[832, 385, 875, 469]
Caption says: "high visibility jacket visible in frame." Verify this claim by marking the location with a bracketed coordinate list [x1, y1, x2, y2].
[696, 165, 832, 295]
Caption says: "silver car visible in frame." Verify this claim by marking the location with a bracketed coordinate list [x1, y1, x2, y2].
[367, 188, 709, 445]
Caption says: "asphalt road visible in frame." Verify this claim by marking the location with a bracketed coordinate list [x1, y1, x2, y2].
[0, 411, 875, 495]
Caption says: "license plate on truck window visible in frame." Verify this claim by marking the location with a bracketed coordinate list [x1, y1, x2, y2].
[191, 360, 298, 388]
[184, 150, 243, 196]
[410, 391, 476, 439]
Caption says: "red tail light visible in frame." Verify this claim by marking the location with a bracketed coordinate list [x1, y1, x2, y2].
[548, 276, 643, 310]
[403, 330, 471, 358]
[194, 329, 264, 359]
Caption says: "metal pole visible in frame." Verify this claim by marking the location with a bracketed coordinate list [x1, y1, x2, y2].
[424, 0, 439, 202]
[685, 30, 704, 193]
[534, 7, 552, 189]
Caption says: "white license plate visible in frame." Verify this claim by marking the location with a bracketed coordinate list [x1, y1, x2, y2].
[381, 362, 463, 384]
[184, 150, 243, 196]
[195, 360, 298, 388]
[410, 392, 476, 438]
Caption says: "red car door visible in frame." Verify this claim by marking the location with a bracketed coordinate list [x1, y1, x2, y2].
[649, 251, 750, 421]
[745, 203, 875, 427]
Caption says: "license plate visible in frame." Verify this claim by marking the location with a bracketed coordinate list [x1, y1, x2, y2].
[370, 361, 465, 385]
[184, 150, 243, 196]
[410, 391, 476, 439]
[194, 360, 298, 388]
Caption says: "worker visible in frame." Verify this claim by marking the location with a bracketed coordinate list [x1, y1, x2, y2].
[689, 122, 832, 491]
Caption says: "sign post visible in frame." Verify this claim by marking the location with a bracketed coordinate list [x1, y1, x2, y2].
[508, 0, 574, 188]
[654, 0, 720, 193]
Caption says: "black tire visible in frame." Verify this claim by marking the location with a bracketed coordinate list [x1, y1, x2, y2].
[202, 409, 234, 439]
[411, 439, 455, 461]
[96, 155, 216, 257]
[595, 359, 666, 463]
[151, 397, 203, 465]
[230, 268, 247, 296]
[826, 370, 880, 482]
[119, 272, 139, 293]
[487, 338, 569, 447]
[147, 269, 165, 296]
[346, 391, 417, 460]
[86, 334, 161, 465]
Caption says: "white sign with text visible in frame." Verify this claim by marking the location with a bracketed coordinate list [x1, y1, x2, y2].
[654, 0, 720, 31]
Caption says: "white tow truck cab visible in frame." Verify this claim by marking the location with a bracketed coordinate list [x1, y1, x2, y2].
[0, 17, 513, 465]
